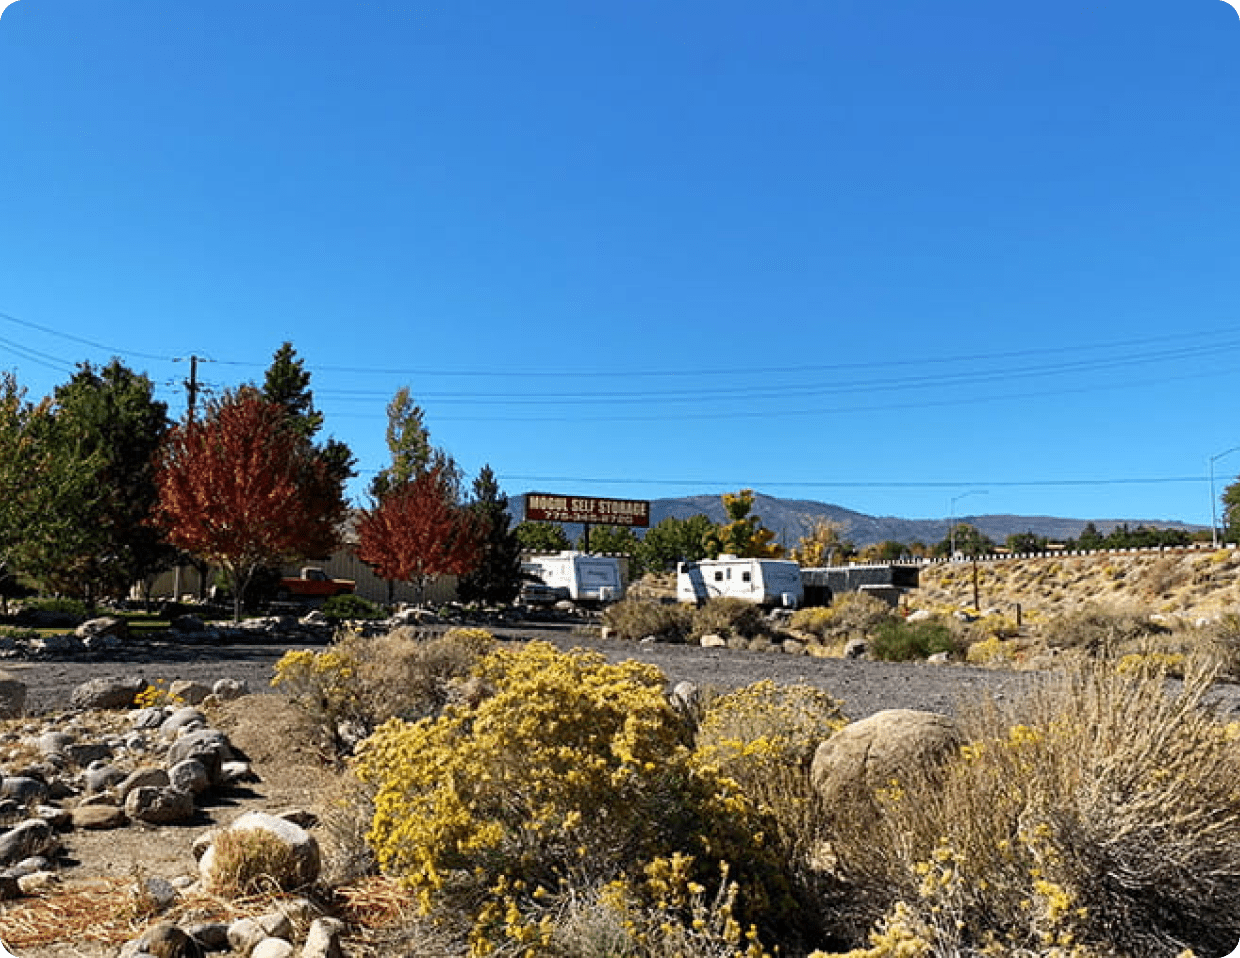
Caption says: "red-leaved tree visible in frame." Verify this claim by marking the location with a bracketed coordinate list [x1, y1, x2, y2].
[151, 388, 348, 621]
[355, 464, 483, 605]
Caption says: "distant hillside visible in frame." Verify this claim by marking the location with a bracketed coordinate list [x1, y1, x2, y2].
[514, 491, 1203, 548]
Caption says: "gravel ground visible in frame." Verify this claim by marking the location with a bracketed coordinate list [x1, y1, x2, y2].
[3, 621, 1043, 720]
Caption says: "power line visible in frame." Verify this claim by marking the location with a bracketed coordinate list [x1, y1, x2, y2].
[496, 474, 1210, 489]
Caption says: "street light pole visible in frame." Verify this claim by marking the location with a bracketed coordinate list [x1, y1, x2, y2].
[949, 490, 988, 560]
[1209, 446, 1240, 548]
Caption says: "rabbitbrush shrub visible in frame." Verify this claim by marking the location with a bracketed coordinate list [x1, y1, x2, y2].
[819, 661, 1240, 958]
[272, 626, 496, 748]
[602, 596, 693, 642]
[356, 641, 794, 957]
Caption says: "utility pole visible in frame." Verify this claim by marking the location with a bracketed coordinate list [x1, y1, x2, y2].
[174, 355, 207, 421]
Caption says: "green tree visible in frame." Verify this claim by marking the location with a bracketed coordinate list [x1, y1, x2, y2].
[1006, 530, 1047, 554]
[368, 386, 459, 501]
[706, 489, 782, 558]
[260, 342, 356, 488]
[935, 522, 995, 558]
[581, 524, 642, 559]
[40, 360, 174, 605]
[456, 465, 524, 605]
[515, 520, 571, 552]
[860, 539, 910, 562]
[0, 372, 99, 609]
[634, 514, 715, 576]
[1074, 521, 1105, 550]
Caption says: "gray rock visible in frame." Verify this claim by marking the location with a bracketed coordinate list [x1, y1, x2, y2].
[843, 638, 869, 659]
[124, 785, 196, 825]
[119, 766, 172, 797]
[251, 938, 295, 958]
[811, 709, 963, 807]
[64, 740, 113, 767]
[85, 763, 128, 793]
[169, 681, 213, 705]
[0, 775, 48, 804]
[142, 875, 180, 912]
[70, 675, 148, 710]
[76, 616, 129, 640]
[0, 818, 57, 866]
[37, 730, 74, 756]
[31, 633, 83, 655]
[166, 728, 233, 784]
[301, 916, 346, 958]
[0, 671, 27, 718]
[144, 921, 205, 958]
[160, 707, 207, 736]
[130, 707, 167, 729]
[72, 803, 128, 830]
[699, 633, 727, 648]
[212, 678, 249, 700]
[33, 805, 71, 828]
[220, 760, 258, 786]
[669, 681, 699, 712]
[183, 922, 230, 952]
[168, 759, 210, 795]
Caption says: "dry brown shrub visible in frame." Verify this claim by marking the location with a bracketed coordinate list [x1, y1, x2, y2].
[206, 828, 307, 898]
[601, 597, 693, 642]
[822, 661, 1240, 957]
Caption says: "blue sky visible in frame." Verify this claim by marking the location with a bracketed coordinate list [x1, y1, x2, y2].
[1, 1, 1238, 527]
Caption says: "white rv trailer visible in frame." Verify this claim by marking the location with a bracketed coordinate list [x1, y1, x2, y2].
[676, 555, 804, 608]
[520, 551, 625, 604]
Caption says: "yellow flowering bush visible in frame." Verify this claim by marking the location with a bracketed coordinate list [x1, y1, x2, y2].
[823, 661, 1240, 957]
[356, 641, 790, 956]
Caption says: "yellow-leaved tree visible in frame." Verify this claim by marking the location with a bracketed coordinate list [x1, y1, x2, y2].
[707, 489, 783, 558]
[790, 519, 856, 567]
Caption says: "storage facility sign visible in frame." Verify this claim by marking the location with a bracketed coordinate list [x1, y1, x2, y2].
[525, 493, 651, 528]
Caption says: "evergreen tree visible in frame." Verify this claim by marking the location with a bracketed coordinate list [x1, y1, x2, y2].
[260, 342, 356, 488]
[457, 465, 523, 605]
[41, 360, 175, 605]
[636, 514, 715, 576]
[515, 521, 571, 552]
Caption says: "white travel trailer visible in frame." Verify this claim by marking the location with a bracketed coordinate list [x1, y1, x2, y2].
[676, 556, 804, 608]
[520, 552, 625, 604]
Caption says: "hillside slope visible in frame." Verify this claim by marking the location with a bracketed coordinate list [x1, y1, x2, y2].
[913, 547, 1240, 620]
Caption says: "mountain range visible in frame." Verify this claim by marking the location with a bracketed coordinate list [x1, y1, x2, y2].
[514, 492, 1205, 549]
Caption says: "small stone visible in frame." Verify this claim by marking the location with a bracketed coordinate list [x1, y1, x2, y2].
[72, 803, 128, 830]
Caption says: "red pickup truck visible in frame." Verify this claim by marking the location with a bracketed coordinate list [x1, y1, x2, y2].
[277, 567, 356, 602]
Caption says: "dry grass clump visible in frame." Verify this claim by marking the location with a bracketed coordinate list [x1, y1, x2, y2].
[790, 592, 894, 647]
[602, 596, 693, 641]
[689, 597, 775, 645]
[271, 626, 497, 750]
[1037, 605, 1168, 654]
[206, 828, 308, 898]
[819, 661, 1240, 957]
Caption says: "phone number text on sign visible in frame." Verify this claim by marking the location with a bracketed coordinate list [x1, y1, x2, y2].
[525, 494, 651, 528]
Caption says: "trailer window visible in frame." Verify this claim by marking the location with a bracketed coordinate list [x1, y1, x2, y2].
[742, 571, 752, 582]
[714, 571, 724, 582]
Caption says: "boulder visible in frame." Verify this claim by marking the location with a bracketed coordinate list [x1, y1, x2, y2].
[0, 776, 48, 804]
[251, 938, 295, 958]
[70, 675, 148, 710]
[302, 916, 346, 958]
[212, 678, 249, 701]
[76, 616, 129, 641]
[72, 803, 128, 830]
[0, 818, 57, 867]
[119, 766, 172, 798]
[166, 728, 233, 784]
[0, 671, 27, 718]
[124, 785, 195, 825]
[144, 921, 205, 958]
[160, 707, 207, 736]
[169, 759, 210, 795]
[811, 709, 963, 807]
[843, 638, 869, 659]
[169, 681, 213, 706]
[699, 633, 727, 648]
